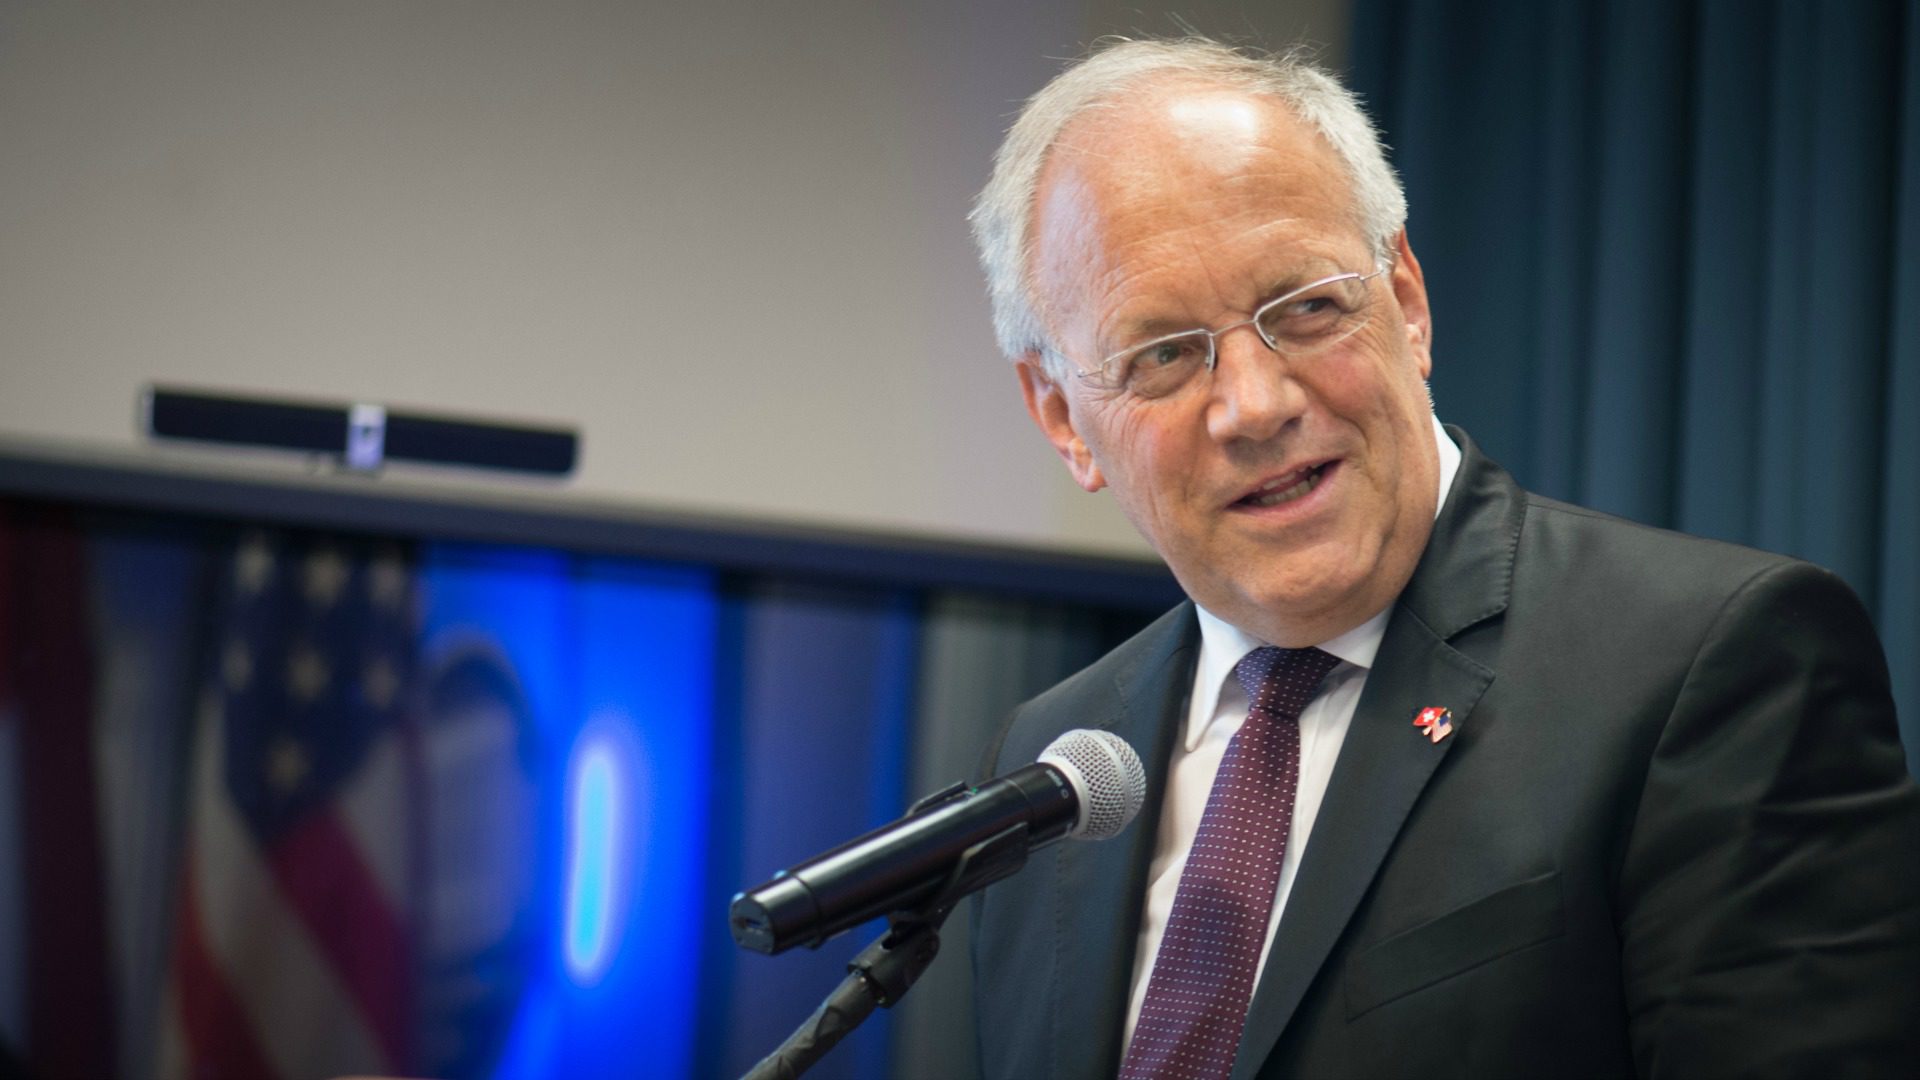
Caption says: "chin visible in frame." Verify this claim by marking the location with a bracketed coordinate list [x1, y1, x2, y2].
[1209, 563, 1373, 640]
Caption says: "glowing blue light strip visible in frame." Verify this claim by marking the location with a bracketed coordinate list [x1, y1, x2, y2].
[565, 738, 619, 983]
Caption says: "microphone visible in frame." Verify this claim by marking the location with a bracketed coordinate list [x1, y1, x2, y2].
[729, 728, 1146, 954]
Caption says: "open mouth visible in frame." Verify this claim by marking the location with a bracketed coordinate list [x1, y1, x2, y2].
[1234, 461, 1336, 509]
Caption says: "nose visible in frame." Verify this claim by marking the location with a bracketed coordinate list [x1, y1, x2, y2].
[1205, 323, 1305, 444]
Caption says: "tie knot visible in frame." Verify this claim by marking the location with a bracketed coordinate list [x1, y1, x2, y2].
[1232, 646, 1340, 722]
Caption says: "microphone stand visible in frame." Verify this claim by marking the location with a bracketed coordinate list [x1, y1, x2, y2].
[740, 783, 1036, 1080]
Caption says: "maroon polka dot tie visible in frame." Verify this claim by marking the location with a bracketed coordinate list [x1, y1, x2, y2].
[1119, 645, 1341, 1080]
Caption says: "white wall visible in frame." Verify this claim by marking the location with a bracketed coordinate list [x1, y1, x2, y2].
[0, 0, 1348, 557]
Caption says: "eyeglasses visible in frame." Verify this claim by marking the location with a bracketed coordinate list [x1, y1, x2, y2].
[1066, 266, 1390, 399]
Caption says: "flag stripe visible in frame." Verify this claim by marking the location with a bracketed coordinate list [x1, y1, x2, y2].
[339, 734, 412, 920]
[189, 705, 391, 1079]
[169, 852, 279, 1080]
[268, 810, 411, 1067]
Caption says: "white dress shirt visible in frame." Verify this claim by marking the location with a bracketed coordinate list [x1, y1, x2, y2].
[1120, 416, 1462, 1052]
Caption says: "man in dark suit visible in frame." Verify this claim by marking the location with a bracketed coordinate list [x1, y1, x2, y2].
[966, 38, 1920, 1078]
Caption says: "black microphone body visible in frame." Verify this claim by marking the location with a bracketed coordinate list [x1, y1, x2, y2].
[730, 762, 1077, 954]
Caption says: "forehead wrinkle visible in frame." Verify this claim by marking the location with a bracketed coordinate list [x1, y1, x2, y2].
[1033, 84, 1365, 353]
[1087, 206, 1340, 342]
[1083, 242, 1207, 349]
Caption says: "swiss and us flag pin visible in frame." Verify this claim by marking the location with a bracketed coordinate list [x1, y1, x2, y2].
[1413, 705, 1454, 744]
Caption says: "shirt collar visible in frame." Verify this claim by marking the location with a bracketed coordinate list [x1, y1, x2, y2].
[1185, 414, 1461, 751]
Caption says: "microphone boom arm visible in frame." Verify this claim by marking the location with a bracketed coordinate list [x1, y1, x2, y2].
[739, 819, 1034, 1080]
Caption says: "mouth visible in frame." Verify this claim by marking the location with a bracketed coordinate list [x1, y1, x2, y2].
[1231, 460, 1338, 510]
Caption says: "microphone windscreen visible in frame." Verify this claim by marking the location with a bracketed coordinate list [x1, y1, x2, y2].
[1038, 729, 1146, 841]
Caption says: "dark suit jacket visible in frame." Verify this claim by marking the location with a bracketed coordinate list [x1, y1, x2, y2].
[972, 429, 1920, 1079]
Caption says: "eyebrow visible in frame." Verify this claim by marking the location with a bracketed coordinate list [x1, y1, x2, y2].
[1256, 261, 1353, 301]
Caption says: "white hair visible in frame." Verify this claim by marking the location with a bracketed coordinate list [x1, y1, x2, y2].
[969, 38, 1408, 374]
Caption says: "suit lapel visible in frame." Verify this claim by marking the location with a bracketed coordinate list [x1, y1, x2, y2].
[1230, 610, 1493, 1078]
[1231, 430, 1523, 1079]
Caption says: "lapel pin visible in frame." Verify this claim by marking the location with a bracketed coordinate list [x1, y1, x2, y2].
[1413, 706, 1454, 744]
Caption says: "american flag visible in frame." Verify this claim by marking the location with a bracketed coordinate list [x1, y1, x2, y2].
[161, 529, 418, 1079]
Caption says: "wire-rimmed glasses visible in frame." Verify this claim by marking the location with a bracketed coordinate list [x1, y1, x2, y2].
[1066, 266, 1390, 400]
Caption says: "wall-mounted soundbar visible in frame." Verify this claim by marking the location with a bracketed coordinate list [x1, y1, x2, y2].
[143, 386, 577, 476]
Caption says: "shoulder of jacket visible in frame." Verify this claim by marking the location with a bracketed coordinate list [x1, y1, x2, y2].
[981, 601, 1195, 775]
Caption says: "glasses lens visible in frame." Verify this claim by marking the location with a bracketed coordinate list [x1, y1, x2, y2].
[1101, 331, 1211, 397]
[1255, 273, 1374, 355]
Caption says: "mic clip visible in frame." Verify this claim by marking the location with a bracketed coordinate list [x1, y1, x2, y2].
[903, 778, 972, 817]
[740, 820, 1035, 1079]
[855, 818, 1031, 1007]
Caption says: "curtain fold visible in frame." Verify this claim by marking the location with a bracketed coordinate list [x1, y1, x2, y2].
[1352, 0, 1920, 768]
[892, 592, 1122, 1080]
[1883, 1, 1920, 781]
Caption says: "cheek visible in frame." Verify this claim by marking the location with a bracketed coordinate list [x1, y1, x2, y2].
[1315, 357, 1430, 503]
[1084, 409, 1194, 519]
[1331, 341, 1429, 433]
[1081, 405, 1152, 477]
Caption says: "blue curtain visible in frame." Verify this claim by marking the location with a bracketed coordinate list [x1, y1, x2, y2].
[1350, 0, 1920, 768]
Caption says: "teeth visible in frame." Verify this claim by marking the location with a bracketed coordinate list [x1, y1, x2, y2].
[1247, 467, 1321, 507]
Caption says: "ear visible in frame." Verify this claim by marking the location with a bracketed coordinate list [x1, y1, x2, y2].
[1016, 355, 1106, 492]
[1389, 229, 1434, 380]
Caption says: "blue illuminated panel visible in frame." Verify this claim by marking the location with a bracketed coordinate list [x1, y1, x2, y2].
[416, 545, 716, 1079]
[565, 733, 621, 983]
